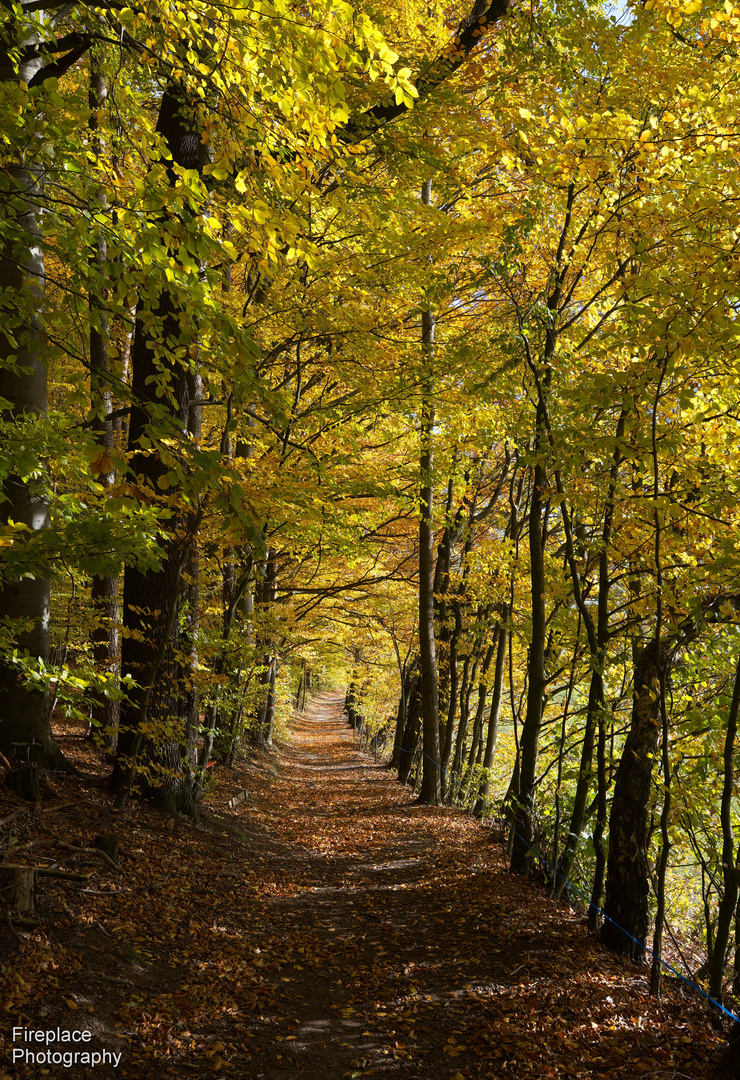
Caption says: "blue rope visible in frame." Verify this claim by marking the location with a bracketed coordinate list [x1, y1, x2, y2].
[399, 744, 740, 1023]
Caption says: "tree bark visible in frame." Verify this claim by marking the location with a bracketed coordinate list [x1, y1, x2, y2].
[510, 454, 548, 874]
[474, 619, 508, 817]
[417, 178, 441, 805]
[398, 675, 422, 785]
[0, 33, 60, 766]
[113, 83, 205, 812]
[553, 411, 624, 896]
[391, 664, 415, 770]
[254, 548, 278, 747]
[601, 639, 672, 960]
[467, 633, 496, 771]
[709, 651, 740, 999]
[88, 59, 120, 751]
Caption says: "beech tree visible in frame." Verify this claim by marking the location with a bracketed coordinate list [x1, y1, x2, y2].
[0, 5, 90, 766]
[5, 0, 740, 1053]
[0, 0, 514, 785]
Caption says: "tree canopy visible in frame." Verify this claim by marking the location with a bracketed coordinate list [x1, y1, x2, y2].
[3, 0, 740, 1045]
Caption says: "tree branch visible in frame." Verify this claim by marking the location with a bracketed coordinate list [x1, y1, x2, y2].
[28, 42, 92, 86]
[342, 0, 510, 140]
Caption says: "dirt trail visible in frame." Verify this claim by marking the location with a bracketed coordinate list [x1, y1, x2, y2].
[221, 691, 723, 1080]
[1, 691, 726, 1080]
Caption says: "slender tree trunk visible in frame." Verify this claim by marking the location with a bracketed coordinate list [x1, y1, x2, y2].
[450, 651, 472, 794]
[510, 452, 548, 874]
[649, 362, 671, 994]
[391, 665, 415, 770]
[474, 619, 508, 817]
[255, 548, 278, 747]
[88, 59, 120, 751]
[435, 467, 458, 757]
[588, 694, 608, 930]
[553, 412, 624, 894]
[398, 676, 422, 784]
[553, 671, 600, 896]
[194, 550, 253, 796]
[181, 368, 202, 754]
[467, 634, 495, 770]
[510, 187, 573, 873]
[709, 652, 740, 999]
[346, 672, 359, 727]
[417, 178, 441, 805]
[262, 660, 277, 747]
[440, 600, 462, 784]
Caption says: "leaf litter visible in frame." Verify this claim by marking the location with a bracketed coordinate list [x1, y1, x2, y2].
[0, 691, 731, 1078]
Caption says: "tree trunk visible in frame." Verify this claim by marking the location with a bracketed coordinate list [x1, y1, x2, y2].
[553, 669, 600, 896]
[588, 694, 608, 930]
[440, 600, 462, 791]
[88, 59, 120, 751]
[474, 619, 508, 817]
[467, 634, 496, 771]
[709, 652, 740, 1000]
[261, 659, 277, 747]
[553, 411, 624, 896]
[254, 548, 278, 747]
[391, 666, 414, 770]
[417, 178, 441, 805]
[510, 456, 548, 874]
[601, 639, 672, 960]
[0, 37, 60, 766]
[398, 676, 422, 785]
[450, 650, 472, 799]
[181, 368, 202, 755]
[113, 83, 205, 812]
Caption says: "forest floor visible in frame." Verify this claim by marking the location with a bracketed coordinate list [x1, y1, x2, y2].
[0, 691, 735, 1079]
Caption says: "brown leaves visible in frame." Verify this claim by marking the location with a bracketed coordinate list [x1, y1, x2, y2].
[0, 694, 729, 1079]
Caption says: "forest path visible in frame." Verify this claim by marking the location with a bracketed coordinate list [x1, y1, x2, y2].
[4, 692, 724, 1080]
[214, 691, 721, 1080]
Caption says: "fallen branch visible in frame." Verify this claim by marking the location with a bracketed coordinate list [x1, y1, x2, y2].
[37, 868, 93, 882]
[51, 838, 121, 872]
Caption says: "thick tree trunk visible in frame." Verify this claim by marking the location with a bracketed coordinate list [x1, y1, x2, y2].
[0, 39, 61, 766]
[113, 84, 205, 812]
[601, 639, 672, 960]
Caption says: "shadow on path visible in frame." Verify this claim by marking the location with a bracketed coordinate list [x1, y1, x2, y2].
[223, 691, 722, 1080]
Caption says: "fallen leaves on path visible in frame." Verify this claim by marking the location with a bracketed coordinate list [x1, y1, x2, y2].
[0, 691, 730, 1079]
